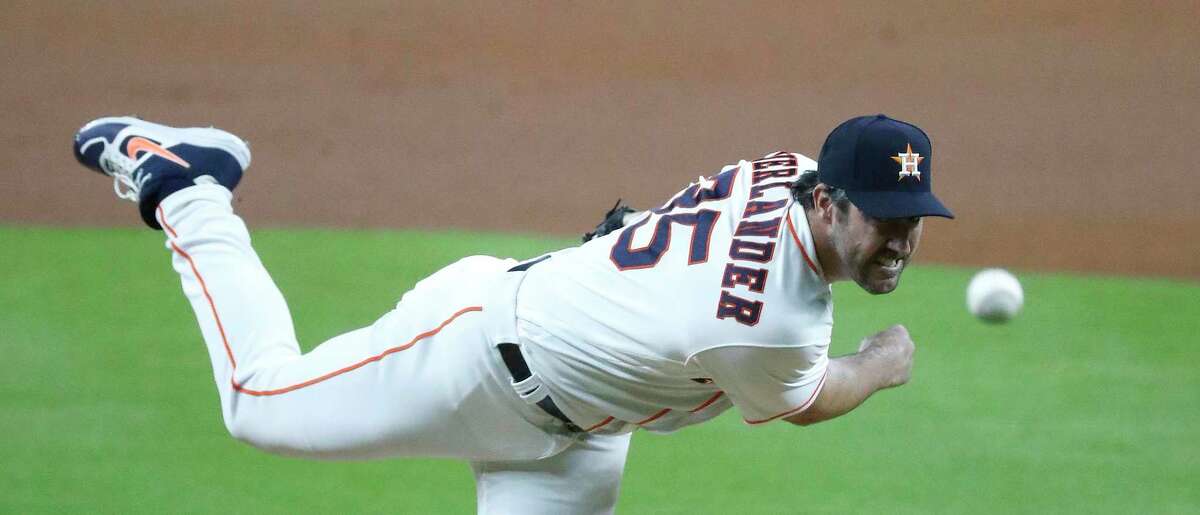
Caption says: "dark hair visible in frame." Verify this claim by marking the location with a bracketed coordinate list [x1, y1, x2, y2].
[791, 170, 851, 212]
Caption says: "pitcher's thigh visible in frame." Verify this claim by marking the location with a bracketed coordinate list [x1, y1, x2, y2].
[223, 306, 561, 461]
[471, 433, 633, 515]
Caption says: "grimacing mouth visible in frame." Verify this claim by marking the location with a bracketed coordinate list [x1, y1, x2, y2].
[869, 252, 912, 278]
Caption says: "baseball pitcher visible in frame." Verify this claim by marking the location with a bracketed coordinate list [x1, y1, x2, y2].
[71, 114, 953, 514]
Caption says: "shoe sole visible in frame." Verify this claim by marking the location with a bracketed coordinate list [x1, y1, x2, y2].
[78, 116, 252, 171]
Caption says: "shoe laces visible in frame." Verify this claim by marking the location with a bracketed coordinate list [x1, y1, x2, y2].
[100, 148, 148, 202]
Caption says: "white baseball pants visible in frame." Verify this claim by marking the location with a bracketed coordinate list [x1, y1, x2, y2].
[154, 185, 632, 514]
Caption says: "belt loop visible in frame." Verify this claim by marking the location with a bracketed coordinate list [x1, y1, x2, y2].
[511, 372, 549, 405]
[496, 342, 583, 432]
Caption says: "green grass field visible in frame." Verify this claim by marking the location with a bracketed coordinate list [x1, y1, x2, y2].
[2, 226, 1197, 514]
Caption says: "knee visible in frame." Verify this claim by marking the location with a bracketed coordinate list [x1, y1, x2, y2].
[222, 409, 289, 453]
[222, 411, 261, 446]
[222, 407, 327, 458]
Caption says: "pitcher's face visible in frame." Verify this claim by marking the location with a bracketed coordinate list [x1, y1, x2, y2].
[829, 203, 923, 294]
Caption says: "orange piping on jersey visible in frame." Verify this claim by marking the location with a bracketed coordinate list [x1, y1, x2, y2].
[584, 416, 615, 432]
[159, 205, 179, 237]
[231, 306, 482, 396]
[785, 214, 820, 275]
[688, 391, 725, 413]
[635, 408, 672, 425]
[159, 206, 483, 397]
[169, 239, 240, 368]
[743, 370, 828, 425]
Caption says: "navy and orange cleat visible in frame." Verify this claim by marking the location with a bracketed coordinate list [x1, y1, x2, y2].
[73, 116, 251, 229]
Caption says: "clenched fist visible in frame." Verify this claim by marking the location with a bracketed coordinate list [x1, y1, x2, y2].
[857, 324, 915, 389]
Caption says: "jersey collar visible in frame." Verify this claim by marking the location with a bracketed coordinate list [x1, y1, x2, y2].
[785, 202, 827, 282]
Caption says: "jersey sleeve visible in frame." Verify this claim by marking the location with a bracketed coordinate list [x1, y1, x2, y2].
[690, 343, 830, 424]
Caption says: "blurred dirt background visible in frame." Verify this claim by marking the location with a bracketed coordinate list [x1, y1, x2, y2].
[3, 1, 1197, 278]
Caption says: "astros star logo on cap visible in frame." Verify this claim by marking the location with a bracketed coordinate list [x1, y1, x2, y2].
[891, 143, 924, 181]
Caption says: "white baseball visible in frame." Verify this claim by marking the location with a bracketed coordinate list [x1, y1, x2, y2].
[966, 268, 1023, 323]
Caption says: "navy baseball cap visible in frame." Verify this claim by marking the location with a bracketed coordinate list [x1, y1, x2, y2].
[817, 114, 954, 219]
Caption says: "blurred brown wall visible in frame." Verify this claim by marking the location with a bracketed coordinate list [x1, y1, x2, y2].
[3, 1, 1197, 277]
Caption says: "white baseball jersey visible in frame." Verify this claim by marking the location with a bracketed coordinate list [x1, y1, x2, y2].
[515, 152, 834, 434]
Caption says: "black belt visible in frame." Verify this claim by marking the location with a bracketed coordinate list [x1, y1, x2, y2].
[497, 343, 582, 432]
[507, 254, 550, 272]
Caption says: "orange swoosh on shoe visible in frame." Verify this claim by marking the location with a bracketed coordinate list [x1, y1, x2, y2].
[125, 137, 191, 168]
